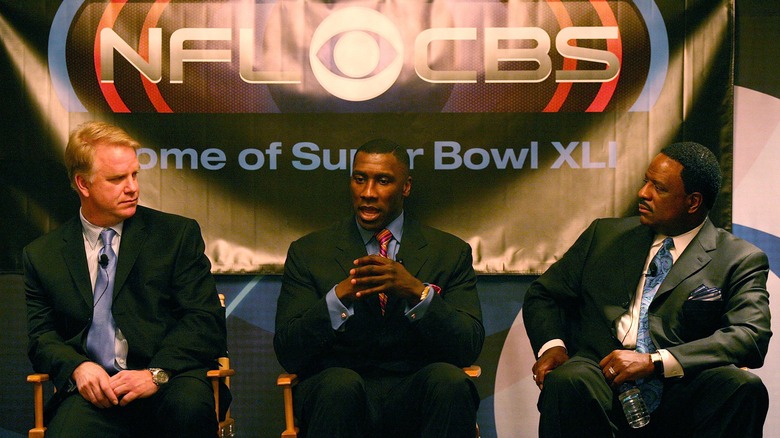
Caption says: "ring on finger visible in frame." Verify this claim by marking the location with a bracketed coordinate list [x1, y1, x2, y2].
[608, 366, 616, 376]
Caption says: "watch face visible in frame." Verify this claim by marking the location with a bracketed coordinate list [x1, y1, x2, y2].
[156, 370, 169, 384]
[152, 369, 169, 384]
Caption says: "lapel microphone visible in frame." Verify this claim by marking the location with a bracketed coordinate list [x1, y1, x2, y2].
[99, 254, 109, 269]
[646, 261, 658, 277]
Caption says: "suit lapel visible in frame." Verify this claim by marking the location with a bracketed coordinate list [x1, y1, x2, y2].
[113, 208, 148, 300]
[656, 221, 715, 297]
[61, 217, 94, 306]
[395, 218, 427, 278]
[607, 224, 653, 321]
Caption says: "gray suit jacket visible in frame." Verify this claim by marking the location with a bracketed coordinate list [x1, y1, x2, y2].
[274, 216, 485, 378]
[523, 217, 771, 374]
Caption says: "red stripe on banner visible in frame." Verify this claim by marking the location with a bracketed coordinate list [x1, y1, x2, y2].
[586, 0, 622, 113]
[95, 0, 130, 113]
[544, 0, 575, 113]
[140, 0, 173, 113]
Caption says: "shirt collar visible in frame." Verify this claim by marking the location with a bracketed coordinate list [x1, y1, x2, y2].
[357, 211, 405, 245]
[653, 217, 707, 259]
[80, 208, 124, 249]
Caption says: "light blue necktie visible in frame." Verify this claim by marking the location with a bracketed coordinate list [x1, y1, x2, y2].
[636, 237, 673, 412]
[86, 228, 118, 373]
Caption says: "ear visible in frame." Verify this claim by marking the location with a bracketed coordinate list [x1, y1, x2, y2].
[74, 174, 90, 198]
[403, 176, 412, 198]
[687, 192, 703, 214]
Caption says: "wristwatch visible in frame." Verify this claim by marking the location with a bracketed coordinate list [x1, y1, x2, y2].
[650, 352, 664, 377]
[148, 368, 170, 386]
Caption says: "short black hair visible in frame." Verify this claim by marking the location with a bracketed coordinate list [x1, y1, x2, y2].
[661, 142, 722, 210]
[355, 139, 410, 172]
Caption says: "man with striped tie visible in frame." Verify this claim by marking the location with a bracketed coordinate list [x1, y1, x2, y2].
[274, 139, 485, 438]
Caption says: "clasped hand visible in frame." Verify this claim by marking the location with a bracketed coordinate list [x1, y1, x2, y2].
[336, 254, 425, 305]
[72, 361, 159, 408]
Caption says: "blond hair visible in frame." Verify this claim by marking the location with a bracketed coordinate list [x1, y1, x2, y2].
[65, 121, 140, 191]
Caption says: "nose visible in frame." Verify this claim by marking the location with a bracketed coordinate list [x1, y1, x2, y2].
[125, 176, 138, 194]
[638, 182, 651, 199]
[361, 180, 377, 199]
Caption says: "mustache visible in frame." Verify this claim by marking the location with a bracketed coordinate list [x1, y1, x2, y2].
[639, 201, 652, 211]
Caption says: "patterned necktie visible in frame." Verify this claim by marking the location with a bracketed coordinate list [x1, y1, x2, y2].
[86, 228, 118, 373]
[375, 228, 393, 315]
[636, 237, 674, 412]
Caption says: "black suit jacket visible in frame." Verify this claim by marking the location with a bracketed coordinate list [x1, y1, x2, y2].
[523, 217, 771, 374]
[24, 206, 226, 391]
[274, 216, 485, 378]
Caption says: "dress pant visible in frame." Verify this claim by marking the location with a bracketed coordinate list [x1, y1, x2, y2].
[293, 362, 480, 438]
[45, 368, 217, 438]
[538, 356, 768, 438]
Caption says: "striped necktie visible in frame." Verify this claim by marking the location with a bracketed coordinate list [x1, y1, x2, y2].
[375, 229, 393, 315]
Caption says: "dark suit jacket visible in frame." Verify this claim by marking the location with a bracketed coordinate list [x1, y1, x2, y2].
[523, 217, 771, 374]
[274, 216, 485, 378]
[24, 206, 226, 391]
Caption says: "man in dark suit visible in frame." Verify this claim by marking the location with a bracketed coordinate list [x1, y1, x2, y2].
[23, 121, 226, 437]
[523, 142, 771, 437]
[274, 139, 484, 437]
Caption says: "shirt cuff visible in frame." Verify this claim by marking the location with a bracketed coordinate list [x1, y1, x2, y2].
[658, 349, 684, 377]
[404, 284, 435, 321]
[538, 339, 567, 358]
[325, 286, 354, 331]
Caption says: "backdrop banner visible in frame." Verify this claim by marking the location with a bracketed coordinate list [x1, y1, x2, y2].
[0, 0, 734, 274]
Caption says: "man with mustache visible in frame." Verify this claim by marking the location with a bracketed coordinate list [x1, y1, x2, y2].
[23, 121, 226, 437]
[523, 142, 771, 437]
[274, 139, 485, 438]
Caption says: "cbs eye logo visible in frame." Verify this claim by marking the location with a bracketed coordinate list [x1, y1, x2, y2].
[309, 7, 404, 102]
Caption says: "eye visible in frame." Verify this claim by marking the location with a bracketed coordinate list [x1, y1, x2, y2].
[309, 7, 404, 101]
[352, 174, 365, 183]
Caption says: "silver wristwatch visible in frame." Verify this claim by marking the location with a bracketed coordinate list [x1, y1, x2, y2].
[148, 368, 170, 386]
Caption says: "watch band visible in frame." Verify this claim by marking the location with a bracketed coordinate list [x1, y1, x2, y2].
[650, 352, 664, 377]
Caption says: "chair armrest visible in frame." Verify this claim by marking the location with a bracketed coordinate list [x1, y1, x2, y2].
[463, 365, 482, 378]
[27, 373, 50, 438]
[276, 373, 298, 387]
[277, 373, 299, 437]
[207, 368, 236, 378]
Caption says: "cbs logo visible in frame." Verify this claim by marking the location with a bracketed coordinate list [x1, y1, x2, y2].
[309, 7, 404, 102]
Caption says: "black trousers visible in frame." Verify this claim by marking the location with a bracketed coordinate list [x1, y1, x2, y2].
[537, 356, 769, 438]
[293, 362, 480, 438]
[45, 368, 217, 438]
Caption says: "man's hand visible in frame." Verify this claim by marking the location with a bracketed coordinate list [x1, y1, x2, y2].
[109, 369, 160, 406]
[599, 350, 655, 387]
[338, 255, 426, 305]
[72, 361, 119, 408]
[532, 346, 569, 390]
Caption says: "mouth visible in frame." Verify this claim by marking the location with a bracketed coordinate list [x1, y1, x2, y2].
[638, 202, 651, 214]
[358, 206, 381, 220]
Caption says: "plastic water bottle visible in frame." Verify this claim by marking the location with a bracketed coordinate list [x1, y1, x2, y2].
[617, 383, 650, 428]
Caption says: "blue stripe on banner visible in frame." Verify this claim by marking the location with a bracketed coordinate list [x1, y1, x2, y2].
[630, 0, 669, 112]
[225, 275, 262, 317]
[733, 224, 780, 278]
[49, 0, 87, 112]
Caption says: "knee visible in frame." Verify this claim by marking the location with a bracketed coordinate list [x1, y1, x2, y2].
[312, 367, 366, 404]
[159, 378, 216, 430]
[419, 363, 476, 402]
[726, 368, 768, 402]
